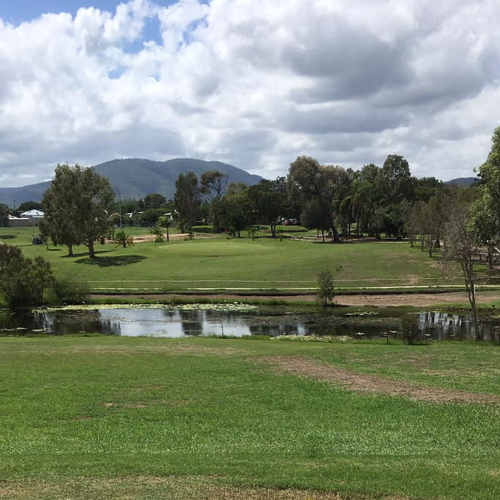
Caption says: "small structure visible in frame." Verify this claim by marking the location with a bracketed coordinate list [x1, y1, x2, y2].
[8, 210, 44, 227]
[21, 209, 44, 219]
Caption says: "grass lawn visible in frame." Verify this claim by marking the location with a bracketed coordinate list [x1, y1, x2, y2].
[0, 227, 455, 292]
[1, 336, 499, 499]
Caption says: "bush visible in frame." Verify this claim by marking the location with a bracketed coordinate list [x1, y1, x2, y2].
[1, 253, 54, 308]
[150, 226, 164, 243]
[399, 315, 421, 345]
[316, 269, 335, 307]
[114, 230, 134, 248]
[52, 277, 89, 305]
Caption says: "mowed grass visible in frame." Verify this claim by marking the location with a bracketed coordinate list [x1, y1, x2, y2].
[0, 227, 448, 291]
[1, 336, 500, 499]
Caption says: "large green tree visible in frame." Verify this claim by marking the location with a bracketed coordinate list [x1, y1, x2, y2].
[174, 172, 201, 235]
[248, 178, 288, 238]
[471, 127, 500, 267]
[143, 193, 167, 210]
[221, 183, 253, 237]
[288, 156, 341, 241]
[42, 164, 114, 258]
[41, 164, 83, 256]
[76, 167, 115, 258]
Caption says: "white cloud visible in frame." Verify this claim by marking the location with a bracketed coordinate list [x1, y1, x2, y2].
[0, 0, 499, 188]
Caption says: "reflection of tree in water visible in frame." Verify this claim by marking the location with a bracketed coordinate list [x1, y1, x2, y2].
[162, 309, 177, 321]
[419, 312, 494, 341]
[179, 309, 203, 336]
[44, 310, 119, 335]
[0, 311, 45, 334]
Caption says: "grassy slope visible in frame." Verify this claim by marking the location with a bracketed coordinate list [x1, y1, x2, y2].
[1, 336, 500, 499]
[0, 227, 449, 292]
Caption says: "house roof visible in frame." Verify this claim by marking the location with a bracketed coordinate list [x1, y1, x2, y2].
[21, 209, 44, 217]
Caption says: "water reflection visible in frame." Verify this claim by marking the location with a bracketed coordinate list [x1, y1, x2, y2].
[419, 312, 496, 342]
[0, 307, 498, 341]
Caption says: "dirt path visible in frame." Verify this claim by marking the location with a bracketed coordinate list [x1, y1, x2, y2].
[259, 356, 500, 404]
[335, 291, 500, 307]
[90, 291, 500, 307]
[0, 476, 366, 500]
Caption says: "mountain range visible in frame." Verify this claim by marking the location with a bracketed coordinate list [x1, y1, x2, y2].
[444, 177, 478, 187]
[0, 158, 263, 206]
[0, 159, 479, 207]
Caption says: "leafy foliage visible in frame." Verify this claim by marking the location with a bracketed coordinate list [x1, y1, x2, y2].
[42, 164, 114, 258]
[0, 244, 54, 307]
[114, 231, 134, 248]
[316, 268, 335, 307]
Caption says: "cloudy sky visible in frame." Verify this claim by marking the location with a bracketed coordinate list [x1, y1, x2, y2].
[0, 0, 499, 187]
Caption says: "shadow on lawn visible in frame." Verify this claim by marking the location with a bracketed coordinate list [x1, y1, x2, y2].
[74, 254, 146, 267]
[0, 235, 16, 240]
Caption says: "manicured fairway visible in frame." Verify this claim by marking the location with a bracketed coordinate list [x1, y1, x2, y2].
[0, 227, 450, 292]
[1, 335, 499, 499]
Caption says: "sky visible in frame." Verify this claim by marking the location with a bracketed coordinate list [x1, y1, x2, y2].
[0, 0, 499, 187]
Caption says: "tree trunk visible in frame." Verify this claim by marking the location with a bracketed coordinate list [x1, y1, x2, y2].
[488, 245, 494, 269]
[322, 230, 325, 243]
[67, 244, 73, 257]
[166, 227, 170, 243]
[88, 240, 95, 259]
[434, 232, 441, 249]
[330, 222, 340, 242]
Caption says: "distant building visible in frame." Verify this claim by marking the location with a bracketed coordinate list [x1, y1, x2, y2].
[8, 210, 44, 227]
[21, 209, 44, 218]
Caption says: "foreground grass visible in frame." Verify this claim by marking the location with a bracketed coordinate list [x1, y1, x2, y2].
[0, 227, 454, 292]
[1, 336, 500, 499]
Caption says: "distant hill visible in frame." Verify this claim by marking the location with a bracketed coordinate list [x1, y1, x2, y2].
[0, 158, 263, 206]
[445, 177, 478, 187]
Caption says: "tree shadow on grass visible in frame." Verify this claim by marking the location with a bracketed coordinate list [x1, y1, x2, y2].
[74, 254, 146, 267]
[0, 235, 16, 240]
[63, 250, 110, 259]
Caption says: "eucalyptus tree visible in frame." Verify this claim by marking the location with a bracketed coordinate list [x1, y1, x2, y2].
[41, 164, 83, 256]
[174, 171, 201, 236]
[471, 127, 500, 267]
[248, 178, 287, 238]
[288, 156, 341, 241]
[42, 164, 114, 259]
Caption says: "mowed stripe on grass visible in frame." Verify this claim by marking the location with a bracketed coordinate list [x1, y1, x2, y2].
[1, 336, 500, 499]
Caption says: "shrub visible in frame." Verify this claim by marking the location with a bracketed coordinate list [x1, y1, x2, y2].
[247, 226, 259, 240]
[114, 230, 134, 248]
[399, 315, 421, 345]
[52, 277, 89, 305]
[1, 253, 54, 308]
[316, 269, 335, 307]
[150, 226, 164, 243]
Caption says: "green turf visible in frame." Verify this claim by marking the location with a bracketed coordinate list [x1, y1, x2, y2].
[0, 336, 499, 499]
[0, 227, 455, 292]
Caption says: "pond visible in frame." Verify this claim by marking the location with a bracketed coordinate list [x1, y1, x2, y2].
[1, 305, 499, 341]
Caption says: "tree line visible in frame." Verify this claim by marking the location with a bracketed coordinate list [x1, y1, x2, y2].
[169, 154, 457, 242]
[11, 130, 500, 264]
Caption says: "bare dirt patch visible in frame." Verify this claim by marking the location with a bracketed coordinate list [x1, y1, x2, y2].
[90, 291, 500, 307]
[258, 356, 500, 404]
[50, 344, 243, 357]
[131, 233, 213, 243]
[336, 292, 500, 307]
[103, 402, 147, 409]
[0, 476, 393, 500]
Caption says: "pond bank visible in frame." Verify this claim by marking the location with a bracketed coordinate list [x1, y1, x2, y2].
[89, 291, 500, 308]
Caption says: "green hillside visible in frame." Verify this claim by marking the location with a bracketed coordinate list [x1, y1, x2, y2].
[0, 158, 263, 205]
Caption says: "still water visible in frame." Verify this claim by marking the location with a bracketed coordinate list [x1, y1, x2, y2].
[1, 306, 499, 341]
